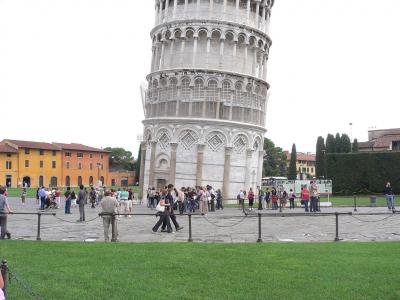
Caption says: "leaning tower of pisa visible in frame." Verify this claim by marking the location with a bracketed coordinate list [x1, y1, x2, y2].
[139, 0, 274, 199]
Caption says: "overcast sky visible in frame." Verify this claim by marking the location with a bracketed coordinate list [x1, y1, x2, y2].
[1, 0, 399, 157]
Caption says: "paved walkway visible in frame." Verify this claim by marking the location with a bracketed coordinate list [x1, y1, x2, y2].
[4, 197, 400, 243]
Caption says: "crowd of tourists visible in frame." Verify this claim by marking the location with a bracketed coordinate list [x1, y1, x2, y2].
[147, 184, 223, 216]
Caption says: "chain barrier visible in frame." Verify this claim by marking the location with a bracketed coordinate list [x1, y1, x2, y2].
[51, 214, 100, 224]
[200, 214, 249, 228]
[7, 269, 45, 300]
[351, 214, 396, 223]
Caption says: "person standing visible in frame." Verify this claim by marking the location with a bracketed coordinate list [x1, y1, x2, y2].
[21, 187, 27, 205]
[238, 190, 245, 211]
[55, 187, 61, 209]
[38, 186, 47, 210]
[309, 181, 319, 213]
[36, 187, 40, 205]
[216, 189, 223, 210]
[265, 189, 271, 210]
[385, 182, 395, 211]
[162, 184, 183, 231]
[101, 190, 119, 242]
[248, 188, 255, 211]
[198, 186, 208, 215]
[120, 188, 130, 217]
[301, 185, 310, 212]
[89, 187, 97, 209]
[176, 187, 185, 215]
[0, 186, 13, 240]
[77, 185, 86, 222]
[289, 189, 296, 209]
[64, 187, 72, 214]
[271, 189, 278, 210]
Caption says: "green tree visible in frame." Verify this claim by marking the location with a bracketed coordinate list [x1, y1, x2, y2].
[335, 133, 342, 153]
[352, 138, 359, 152]
[104, 147, 135, 171]
[288, 143, 297, 180]
[262, 138, 287, 177]
[134, 144, 141, 182]
[341, 134, 352, 153]
[315, 136, 326, 178]
[326, 134, 335, 153]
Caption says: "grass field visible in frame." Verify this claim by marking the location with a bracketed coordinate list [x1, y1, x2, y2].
[1, 241, 400, 300]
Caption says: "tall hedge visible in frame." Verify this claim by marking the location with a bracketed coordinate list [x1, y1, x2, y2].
[327, 152, 400, 195]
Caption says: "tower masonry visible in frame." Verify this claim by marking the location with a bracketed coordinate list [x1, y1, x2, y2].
[140, 0, 274, 199]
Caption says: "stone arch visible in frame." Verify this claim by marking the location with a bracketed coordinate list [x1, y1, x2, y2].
[225, 31, 235, 43]
[249, 35, 257, 47]
[178, 129, 199, 151]
[252, 135, 263, 151]
[205, 130, 228, 152]
[155, 153, 170, 169]
[237, 33, 247, 45]
[156, 128, 172, 150]
[185, 28, 195, 38]
[232, 133, 250, 154]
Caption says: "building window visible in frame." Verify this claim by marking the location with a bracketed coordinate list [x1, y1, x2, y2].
[77, 152, 83, 158]
[66, 162, 70, 169]
[25, 160, 29, 168]
[90, 163, 93, 170]
[6, 154, 11, 157]
[307, 167, 309, 172]
[65, 152, 71, 157]
[40, 161, 44, 168]
[52, 150, 57, 156]
[6, 161, 12, 170]
[78, 163, 82, 170]
[89, 154, 93, 159]
[52, 161, 56, 169]
[39, 150, 44, 155]
[25, 148, 30, 155]
[78, 176, 83, 186]
[311, 168, 314, 173]
[101, 154, 103, 159]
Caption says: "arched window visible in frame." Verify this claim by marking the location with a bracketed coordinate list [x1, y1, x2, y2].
[168, 77, 178, 101]
[193, 78, 204, 101]
[234, 82, 243, 106]
[159, 78, 167, 102]
[207, 80, 218, 102]
[78, 176, 83, 186]
[100, 176, 105, 186]
[65, 176, 70, 187]
[152, 80, 159, 102]
[89, 176, 94, 185]
[180, 78, 191, 101]
[221, 81, 231, 102]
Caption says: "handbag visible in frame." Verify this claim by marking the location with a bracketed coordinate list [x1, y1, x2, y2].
[156, 202, 165, 212]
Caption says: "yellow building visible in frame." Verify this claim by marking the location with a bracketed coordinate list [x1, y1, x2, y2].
[0, 139, 110, 188]
[286, 151, 316, 179]
[0, 140, 62, 187]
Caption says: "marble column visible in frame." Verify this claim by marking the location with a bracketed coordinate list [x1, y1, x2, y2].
[257, 150, 265, 189]
[192, 36, 198, 67]
[138, 142, 147, 199]
[173, 0, 178, 18]
[255, 0, 261, 27]
[196, 144, 205, 187]
[222, 146, 232, 199]
[244, 148, 253, 190]
[165, 0, 170, 21]
[246, 0, 251, 24]
[169, 143, 178, 185]
[160, 40, 166, 69]
[235, 0, 240, 22]
[261, 4, 267, 32]
[148, 141, 157, 189]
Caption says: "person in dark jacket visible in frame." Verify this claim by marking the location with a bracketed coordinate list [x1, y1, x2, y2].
[385, 182, 395, 211]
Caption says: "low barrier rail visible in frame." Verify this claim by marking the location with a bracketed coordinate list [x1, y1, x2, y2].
[2, 210, 399, 243]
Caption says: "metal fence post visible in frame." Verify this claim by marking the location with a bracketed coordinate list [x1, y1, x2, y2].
[36, 213, 42, 241]
[334, 212, 340, 242]
[257, 213, 263, 243]
[188, 214, 193, 242]
[353, 193, 357, 212]
[1, 259, 8, 298]
[111, 213, 117, 242]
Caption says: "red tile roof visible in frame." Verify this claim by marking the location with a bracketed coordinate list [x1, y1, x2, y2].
[0, 142, 18, 153]
[53, 143, 109, 153]
[3, 139, 61, 151]
[285, 151, 316, 162]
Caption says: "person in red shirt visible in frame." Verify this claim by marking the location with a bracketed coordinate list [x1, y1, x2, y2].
[301, 185, 310, 212]
[271, 188, 278, 210]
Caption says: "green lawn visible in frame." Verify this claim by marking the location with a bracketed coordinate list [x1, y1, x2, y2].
[1, 241, 400, 300]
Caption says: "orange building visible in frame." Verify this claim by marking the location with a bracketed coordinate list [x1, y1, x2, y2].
[109, 170, 136, 187]
[53, 143, 109, 187]
[0, 139, 110, 188]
